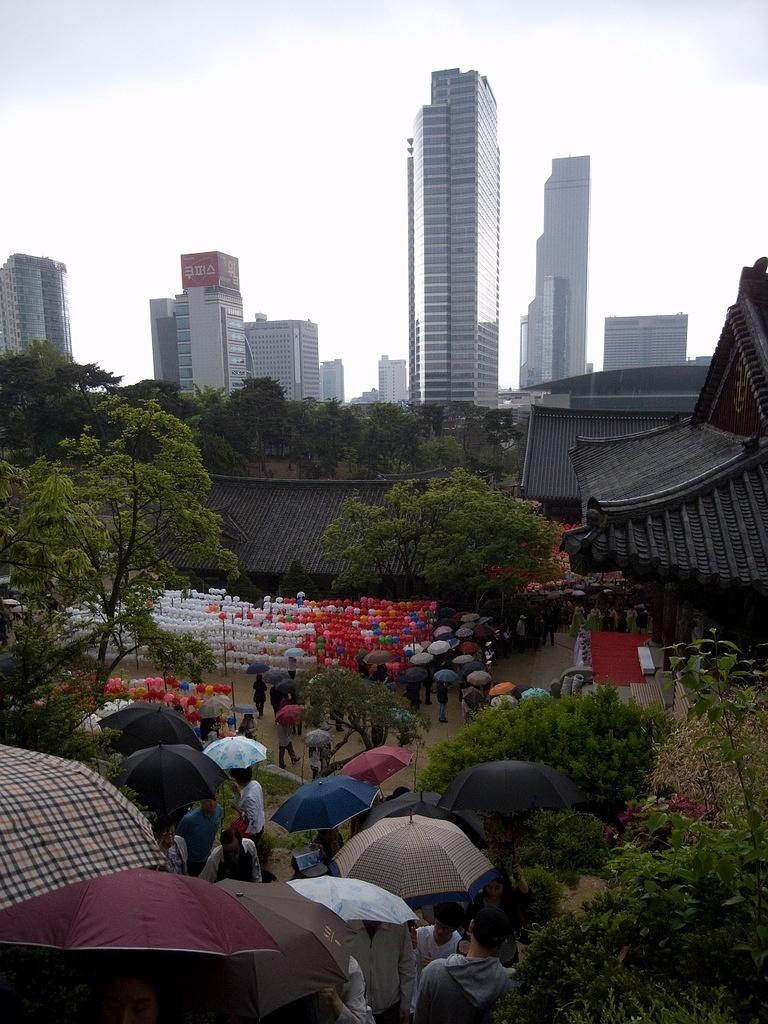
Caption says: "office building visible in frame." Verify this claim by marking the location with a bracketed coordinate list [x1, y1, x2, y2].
[408, 68, 500, 407]
[349, 388, 380, 405]
[320, 359, 345, 402]
[378, 355, 408, 403]
[603, 314, 688, 371]
[150, 251, 248, 394]
[245, 315, 320, 400]
[0, 253, 72, 357]
[521, 156, 590, 387]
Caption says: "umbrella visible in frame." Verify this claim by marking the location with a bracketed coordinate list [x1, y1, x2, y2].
[272, 776, 379, 833]
[77, 713, 102, 734]
[0, 868, 279, 956]
[427, 640, 451, 655]
[305, 728, 332, 748]
[490, 682, 516, 696]
[204, 736, 268, 769]
[460, 660, 485, 676]
[340, 746, 413, 787]
[520, 687, 552, 701]
[460, 613, 480, 623]
[466, 670, 492, 687]
[246, 662, 270, 675]
[264, 668, 289, 684]
[275, 679, 298, 696]
[433, 669, 460, 685]
[1, 598, 20, 607]
[461, 687, 489, 709]
[275, 703, 302, 727]
[473, 624, 495, 640]
[364, 650, 393, 665]
[409, 652, 434, 666]
[458, 641, 480, 654]
[330, 815, 498, 908]
[210, 880, 354, 1018]
[438, 760, 587, 815]
[455, 626, 474, 638]
[95, 699, 132, 718]
[491, 694, 518, 708]
[433, 626, 454, 638]
[358, 791, 487, 847]
[233, 703, 257, 714]
[114, 743, 228, 815]
[284, 647, 305, 659]
[437, 607, 457, 619]
[288, 876, 415, 924]
[401, 667, 428, 684]
[572, 589, 586, 597]
[198, 695, 233, 717]
[99, 701, 203, 755]
[451, 654, 475, 666]
[0, 744, 162, 910]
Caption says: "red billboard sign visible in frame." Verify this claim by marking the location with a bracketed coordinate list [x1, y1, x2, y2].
[180, 252, 240, 291]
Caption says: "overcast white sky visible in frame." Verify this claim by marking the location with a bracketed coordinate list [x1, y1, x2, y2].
[2, 1, 767, 397]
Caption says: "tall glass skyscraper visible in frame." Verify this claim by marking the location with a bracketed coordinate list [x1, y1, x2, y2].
[408, 69, 500, 407]
[0, 253, 72, 357]
[520, 156, 590, 386]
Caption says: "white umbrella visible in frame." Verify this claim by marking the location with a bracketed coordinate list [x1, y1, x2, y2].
[427, 640, 451, 656]
[1, 599, 20, 608]
[203, 736, 268, 769]
[288, 876, 414, 924]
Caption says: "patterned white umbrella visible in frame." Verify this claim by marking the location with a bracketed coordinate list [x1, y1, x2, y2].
[0, 743, 162, 910]
[203, 735, 268, 769]
[329, 815, 498, 908]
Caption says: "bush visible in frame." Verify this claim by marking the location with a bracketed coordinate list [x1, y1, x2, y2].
[517, 809, 609, 872]
[520, 865, 563, 928]
[420, 687, 668, 815]
[566, 993, 739, 1024]
[257, 829, 277, 864]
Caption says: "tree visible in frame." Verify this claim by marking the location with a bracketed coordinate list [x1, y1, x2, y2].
[227, 378, 287, 472]
[358, 404, 419, 475]
[320, 469, 558, 603]
[5, 398, 238, 678]
[300, 667, 427, 772]
[278, 559, 318, 599]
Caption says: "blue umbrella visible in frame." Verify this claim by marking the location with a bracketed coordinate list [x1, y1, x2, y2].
[402, 667, 428, 684]
[434, 669, 460, 684]
[520, 687, 552, 701]
[272, 777, 379, 833]
[246, 662, 270, 675]
[284, 648, 305, 659]
[460, 661, 485, 677]
[204, 735, 268, 769]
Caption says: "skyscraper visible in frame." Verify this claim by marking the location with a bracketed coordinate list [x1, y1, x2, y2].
[321, 359, 345, 402]
[378, 355, 408, 403]
[603, 314, 688, 371]
[245, 315, 320, 400]
[0, 253, 72, 357]
[408, 68, 500, 407]
[520, 157, 590, 387]
[150, 251, 248, 394]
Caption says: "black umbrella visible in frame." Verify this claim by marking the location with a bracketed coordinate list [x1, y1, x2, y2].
[114, 743, 227, 815]
[275, 679, 297, 696]
[100, 702, 203, 755]
[438, 760, 587, 815]
[459, 660, 485, 677]
[359, 791, 487, 847]
[246, 662, 270, 675]
[437, 607, 457, 619]
[401, 667, 428, 684]
[264, 668, 289, 685]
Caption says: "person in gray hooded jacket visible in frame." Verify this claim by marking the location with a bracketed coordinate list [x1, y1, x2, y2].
[413, 907, 516, 1024]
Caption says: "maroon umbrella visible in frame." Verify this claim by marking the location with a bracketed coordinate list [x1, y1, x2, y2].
[340, 746, 413, 786]
[0, 868, 280, 956]
[275, 704, 303, 727]
[472, 624, 495, 640]
[458, 641, 480, 654]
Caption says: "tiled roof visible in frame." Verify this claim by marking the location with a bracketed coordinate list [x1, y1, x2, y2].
[183, 476, 430, 576]
[564, 435, 768, 593]
[520, 406, 677, 503]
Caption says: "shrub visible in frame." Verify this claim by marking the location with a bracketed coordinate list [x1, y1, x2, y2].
[566, 993, 739, 1024]
[420, 686, 668, 815]
[517, 809, 609, 872]
[520, 865, 563, 928]
[256, 829, 277, 864]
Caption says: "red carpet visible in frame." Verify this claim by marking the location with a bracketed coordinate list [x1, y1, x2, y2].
[590, 631, 651, 686]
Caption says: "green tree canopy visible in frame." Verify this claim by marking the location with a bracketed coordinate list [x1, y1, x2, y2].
[320, 468, 558, 603]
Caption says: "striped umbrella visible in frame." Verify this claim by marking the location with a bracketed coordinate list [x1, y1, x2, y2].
[330, 815, 498, 908]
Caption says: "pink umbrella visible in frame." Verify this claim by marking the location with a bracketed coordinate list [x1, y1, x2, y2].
[276, 704, 303, 727]
[340, 746, 413, 787]
[433, 626, 454, 638]
[0, 868, 279, 955]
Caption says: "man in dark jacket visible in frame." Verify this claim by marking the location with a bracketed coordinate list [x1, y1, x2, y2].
[414, 907, 515, 1024]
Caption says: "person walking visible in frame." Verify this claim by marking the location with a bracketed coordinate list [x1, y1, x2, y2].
[435, 676, 450, 723]
[277, 716, 300, 769]
[176, 798, 223, 877]
[413, 907, 515, 1024]
[412, 904, 465, 1011]
[514, 615, 527, 654]
[349, 921, 415, 1024]
[230, 766, 265, 844]
[252, 674, 267, 717]
[199, 827, 261, 883]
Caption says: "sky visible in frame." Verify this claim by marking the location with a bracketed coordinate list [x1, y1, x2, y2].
[2, 0, 768, 398]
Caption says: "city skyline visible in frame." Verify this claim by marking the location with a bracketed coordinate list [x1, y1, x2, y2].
[2, 2, 767, 398]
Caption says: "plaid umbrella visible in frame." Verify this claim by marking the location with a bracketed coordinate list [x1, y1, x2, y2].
[455, 626, 474, 638]
[330, 815, 498, 908]
[364, 650, 393, 665]
[0, 743, 162, 911]
[460, 613, 480, 623]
